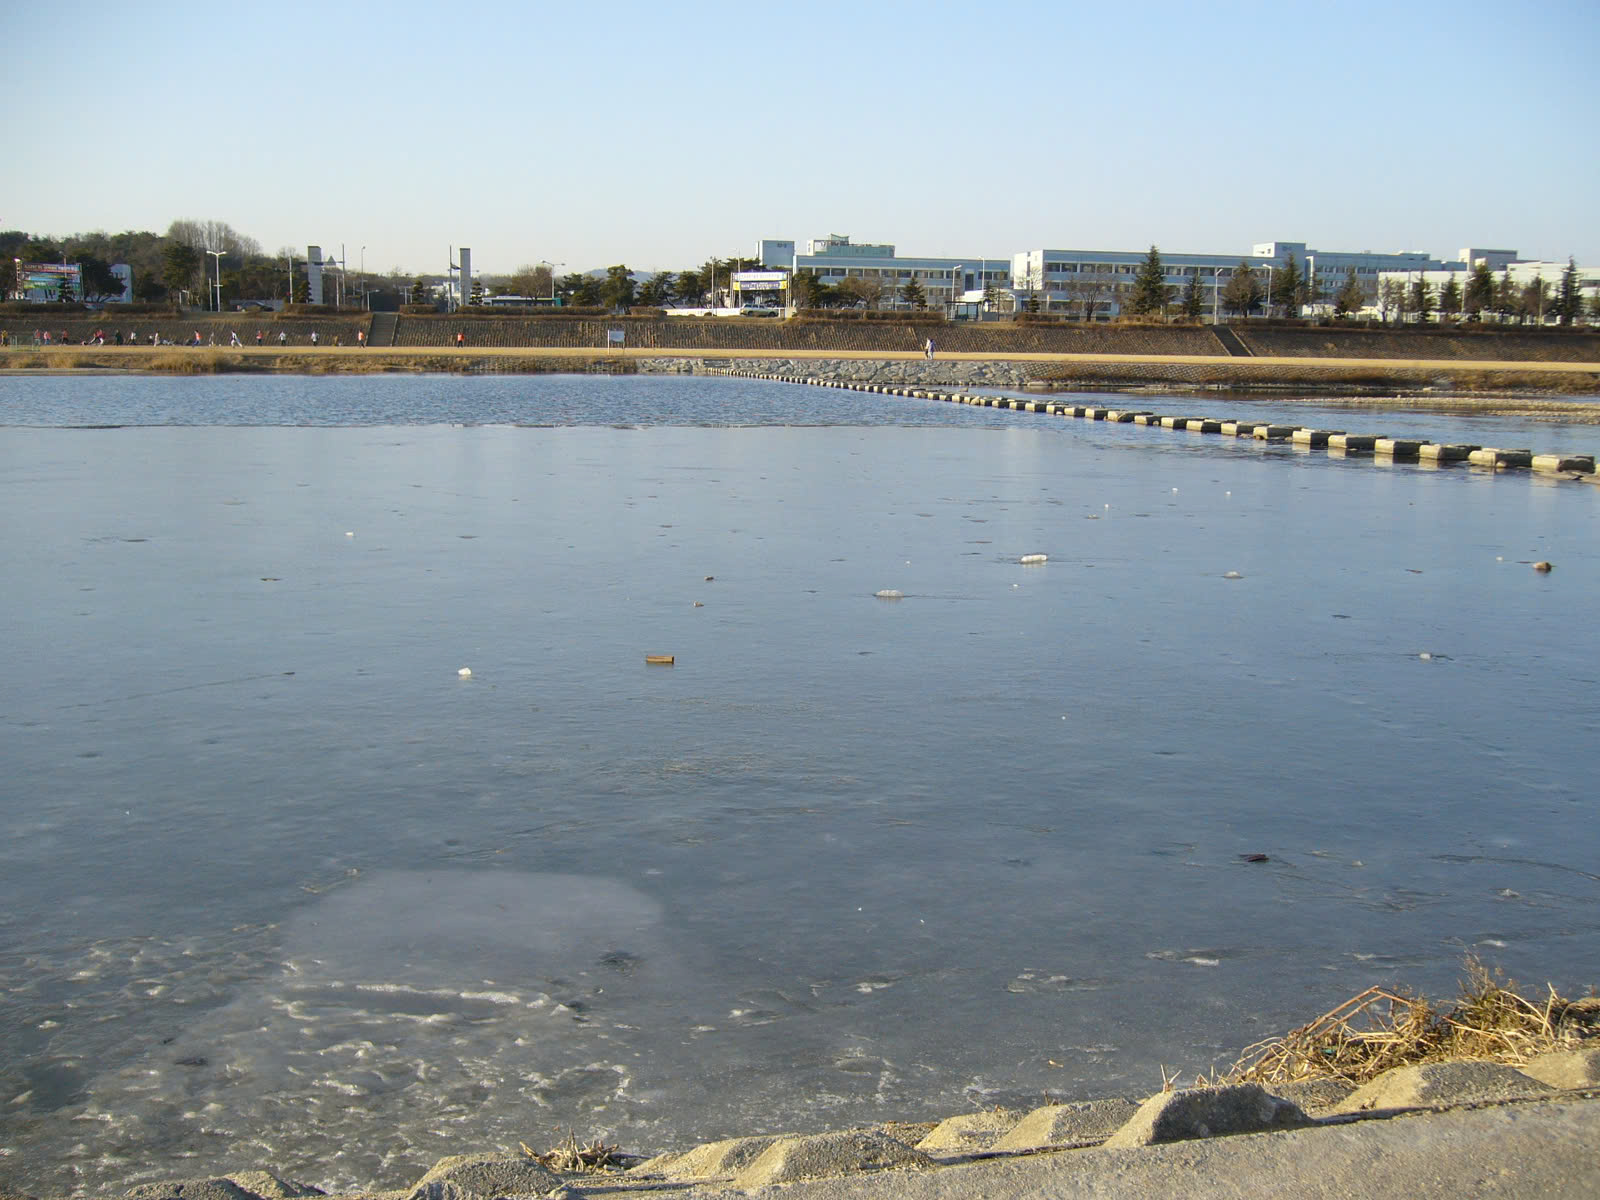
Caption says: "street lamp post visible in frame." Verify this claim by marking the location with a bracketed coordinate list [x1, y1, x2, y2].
[205, 250, 224, 312]
[540, 260, 565, 303]
[360, 246, 367, 310]
[1260, 263, 1275, 316]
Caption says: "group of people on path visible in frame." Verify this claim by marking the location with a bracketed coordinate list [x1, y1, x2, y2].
[15, 327, 368, 348]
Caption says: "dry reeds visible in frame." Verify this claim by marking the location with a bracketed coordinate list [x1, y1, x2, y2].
[520, 1129, 629, 1174]
[1226, 959, 1597, 1088]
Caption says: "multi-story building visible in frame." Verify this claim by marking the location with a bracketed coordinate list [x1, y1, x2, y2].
[1011, 240, 1459, 320]
[785, 236, 1012, 310]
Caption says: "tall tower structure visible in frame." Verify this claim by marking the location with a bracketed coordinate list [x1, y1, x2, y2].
[307, 246, 324, 305]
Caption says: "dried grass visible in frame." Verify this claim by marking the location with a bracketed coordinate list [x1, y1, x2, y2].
[520, 1129, 629, 1174]
[1226, 959, 1598, 1088]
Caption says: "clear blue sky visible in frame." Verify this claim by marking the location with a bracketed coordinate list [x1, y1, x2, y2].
[9, 0, 1597, 276]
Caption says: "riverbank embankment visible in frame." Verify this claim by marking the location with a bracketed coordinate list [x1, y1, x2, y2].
[7, 342, 1600, 400]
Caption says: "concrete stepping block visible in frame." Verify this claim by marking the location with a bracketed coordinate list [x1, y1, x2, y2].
[1519, 1046, 1600, 1090]
[1329, 434, 1379, 451]
[1468, 448, 1534, 468]
[915, 1110, 1027, 1153]
[1375, 438, 1423, 458]
[653, 1134, 781, 1178]
[1253, 425, 1298, 440]
[733, 1129, 934, 1187]
[1332, 1061, 1556, 1115]
[1103, 1084, 1311, 1148]
[1135, 413, 1162, 425]
[1265, 1078, 1358, 1115]
[990, 1098, 1142, 1150]
[1292, 428, 1341, 446]
[1418, 442, 1481, 462]
[1532, 454, 1595, 473]
[409, 1152, 563, 1198]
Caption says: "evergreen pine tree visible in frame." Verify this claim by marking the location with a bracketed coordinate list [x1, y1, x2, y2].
[1555, 258, 1582, 326]
[1333, 269, 1365, 318]
[1181, 270, 1204, 319]
[1438, 277, 1462, 322]
[1127, 245, 1167, 317]
[1408, 277, 1433, 323]
[1276, 254, 1303, 317]
[1494, 268, 1518, 322]
[1464, 261, 1495, 317]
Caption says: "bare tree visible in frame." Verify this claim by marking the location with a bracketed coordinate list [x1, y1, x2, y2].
[1378, 278, 1406, 324]
[836, 276, 883, 309]
[1064, 271, 1117, 321]
[167, 218, 262, 256]
[506, 264, 554, 299]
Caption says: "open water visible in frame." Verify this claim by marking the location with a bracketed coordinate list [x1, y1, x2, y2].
[1, 373, 1597, 1193]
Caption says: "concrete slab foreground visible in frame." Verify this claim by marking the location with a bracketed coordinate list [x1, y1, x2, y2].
[668, 1098, 1600, 1200]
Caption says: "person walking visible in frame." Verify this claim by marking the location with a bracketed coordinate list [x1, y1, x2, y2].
[924, 337, 935, 360]
[455, 330, 465, 348]
[279, 330, 288, 345]
[310, 330, 318, 346]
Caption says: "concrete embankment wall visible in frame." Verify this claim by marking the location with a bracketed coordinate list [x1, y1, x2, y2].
[10, 316, 1600, 363]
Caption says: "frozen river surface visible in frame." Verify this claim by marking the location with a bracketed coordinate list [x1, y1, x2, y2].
[1, 374, 1596, 1193]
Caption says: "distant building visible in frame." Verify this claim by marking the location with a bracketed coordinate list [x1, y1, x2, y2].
[756, 240, 795, 269]
[758, 231, 1574, 320]
[789, 235, 1012, 311]
[1012, 240, 1459, 321]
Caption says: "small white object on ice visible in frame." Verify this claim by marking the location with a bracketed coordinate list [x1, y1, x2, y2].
[1020, 553, 1048, 565]
[458, 667, 473, 677]
[1418, 652, 1432, 661]
[345, 531, 354, 537]
[875, 589, 904, 599]
[1223, 571, 1242, 579]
